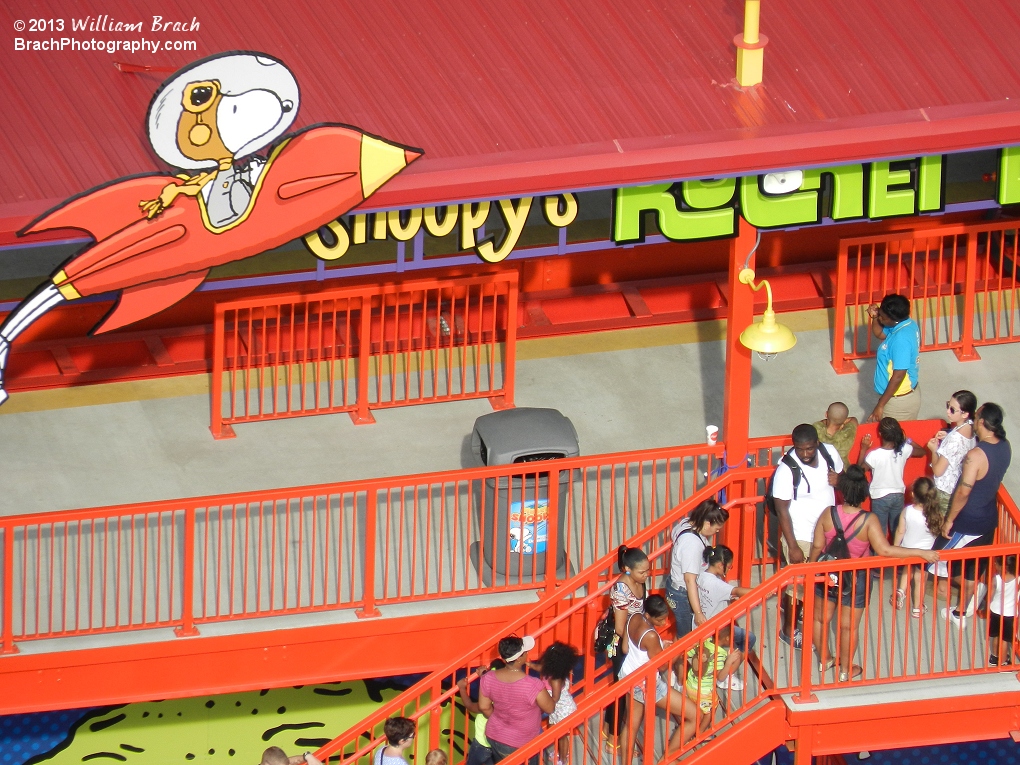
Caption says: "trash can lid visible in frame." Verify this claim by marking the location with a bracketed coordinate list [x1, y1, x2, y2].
[472, 408, 579, 465]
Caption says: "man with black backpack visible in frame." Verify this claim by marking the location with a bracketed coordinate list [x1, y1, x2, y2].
[769, 423, 843, 648]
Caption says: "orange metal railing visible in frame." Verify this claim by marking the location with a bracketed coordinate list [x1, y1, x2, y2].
[310, 458, 787, 765]
[210, 273, 519, 438]
[0, 442, 721, 653]
[316, 426, 1016, 765]
[831, 219, 1020, 373]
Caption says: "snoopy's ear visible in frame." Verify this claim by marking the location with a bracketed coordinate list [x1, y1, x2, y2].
[282, 100, 294, 113]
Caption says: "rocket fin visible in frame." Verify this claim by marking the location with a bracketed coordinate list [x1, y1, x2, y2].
[93, 269, 209, 335]
[21, 176, 181, 242]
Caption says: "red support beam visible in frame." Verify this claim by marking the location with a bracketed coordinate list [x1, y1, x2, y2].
[0, 603, 531, 715]
[721, 224, 758, 551]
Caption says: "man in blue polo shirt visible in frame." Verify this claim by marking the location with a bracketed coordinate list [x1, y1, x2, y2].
[866, 293, 920, 422]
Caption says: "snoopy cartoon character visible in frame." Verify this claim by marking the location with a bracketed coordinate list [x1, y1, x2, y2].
[0, 51, 420, 406]
[141, 52, 299, 226]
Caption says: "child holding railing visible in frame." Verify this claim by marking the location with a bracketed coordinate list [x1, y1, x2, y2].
[456, 660, 505, 765]
[675, 627, 740, 745]
[891, 476, 943, 616]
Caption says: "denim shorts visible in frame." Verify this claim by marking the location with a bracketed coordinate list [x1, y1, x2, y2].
[815, 568, 871, 609]
[632, 673, 669, 705]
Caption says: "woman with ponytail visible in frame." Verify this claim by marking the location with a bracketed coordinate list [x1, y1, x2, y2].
[601, 545, 649, 750]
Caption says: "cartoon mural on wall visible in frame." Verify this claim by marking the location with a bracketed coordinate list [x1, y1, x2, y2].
[1, 679, 469, 765]
[0, 51, 421, 406]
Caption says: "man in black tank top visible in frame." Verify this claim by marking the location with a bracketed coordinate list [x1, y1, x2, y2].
[940, 403, 1012, 627]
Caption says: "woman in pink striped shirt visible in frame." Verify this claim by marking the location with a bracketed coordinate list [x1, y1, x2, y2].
[478, 635, 555, 763]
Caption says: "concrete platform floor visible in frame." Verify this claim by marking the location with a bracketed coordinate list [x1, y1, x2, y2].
[1, 308, 1019, 515]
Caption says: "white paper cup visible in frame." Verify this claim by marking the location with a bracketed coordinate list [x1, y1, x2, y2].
[706, 425, 719, 445]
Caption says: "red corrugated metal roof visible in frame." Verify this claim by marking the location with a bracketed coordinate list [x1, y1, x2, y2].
[3, 0, 1020, 237]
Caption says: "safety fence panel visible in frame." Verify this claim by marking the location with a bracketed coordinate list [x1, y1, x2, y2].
[315, 474, 1020, 765]
[832, 220, 1020, 374]
[0, 441, 721, 652]
[970, 223, 1020, 346]
[210, 273, 518, 438]
[1, 509, 185, 652]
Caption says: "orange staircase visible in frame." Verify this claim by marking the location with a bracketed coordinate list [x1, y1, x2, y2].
[312, 430, 1020, 765]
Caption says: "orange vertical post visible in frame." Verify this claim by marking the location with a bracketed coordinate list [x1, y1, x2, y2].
[491, 277, 518, 410]
[357, 488, 381, 618]
[2, 524, 18, 654]
[352, 295, 376, 425]
[210, 305, 236, 439]
[721, 224, 757, 551]
[794, 571, 818, 703]
[955, 233, 982, 361]
[174, 506, 199, 637]
[831, 241, 859, 373]
[544, 466, 560, 592]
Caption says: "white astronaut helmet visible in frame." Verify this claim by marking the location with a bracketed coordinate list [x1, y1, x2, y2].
[146, 50, 300, 171]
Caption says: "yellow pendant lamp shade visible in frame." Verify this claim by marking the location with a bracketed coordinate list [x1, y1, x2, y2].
[737, 268, 797, 354]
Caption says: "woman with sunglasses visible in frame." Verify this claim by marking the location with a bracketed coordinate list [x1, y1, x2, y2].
[927, 390, 977, 517]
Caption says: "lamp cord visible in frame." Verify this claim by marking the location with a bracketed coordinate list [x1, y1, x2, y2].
[741, 229, 762, 271]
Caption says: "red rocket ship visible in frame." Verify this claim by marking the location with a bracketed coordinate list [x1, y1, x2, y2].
[0, 52, 421, 406]
[21, 126, 420, 333]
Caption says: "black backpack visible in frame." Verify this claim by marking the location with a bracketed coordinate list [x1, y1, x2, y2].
[765, 445, 836, 515]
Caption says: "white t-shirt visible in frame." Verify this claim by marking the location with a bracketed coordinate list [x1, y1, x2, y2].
[695, 571, 736, 619]
[669, 519, 709, 590]
[989, 574, 1019, 618]
[934, 428, 976, 494]
[865, 445, 911, 498]
[771, 443, 843, 543]
[900, 503, 937, 550]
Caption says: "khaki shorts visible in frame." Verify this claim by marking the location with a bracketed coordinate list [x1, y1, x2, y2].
[882, 387, 921, 421]
[780, 538, 812, 597]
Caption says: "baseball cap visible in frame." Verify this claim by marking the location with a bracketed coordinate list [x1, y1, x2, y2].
[503, 635, 535, 662]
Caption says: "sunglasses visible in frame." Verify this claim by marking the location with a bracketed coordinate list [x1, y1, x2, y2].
[946, 401, 961, 415]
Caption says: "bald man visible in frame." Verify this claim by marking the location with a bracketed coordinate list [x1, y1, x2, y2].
[813, 402, 858, 463]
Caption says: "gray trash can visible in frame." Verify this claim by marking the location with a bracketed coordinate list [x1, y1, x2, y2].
[471, 408, 579, 579]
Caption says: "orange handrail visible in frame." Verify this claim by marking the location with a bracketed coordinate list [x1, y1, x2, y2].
[469, 489, 1020, 765]
[210, 272, 519, 438]
[312, 475, 776, 765]
[0, 441, 722, 649]
[314, 427, 1017, 765]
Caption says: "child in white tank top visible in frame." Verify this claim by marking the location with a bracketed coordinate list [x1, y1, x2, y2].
[892, 477, 943, 617]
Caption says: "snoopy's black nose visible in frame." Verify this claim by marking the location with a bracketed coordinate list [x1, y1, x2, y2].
[282, 101, 293, 113]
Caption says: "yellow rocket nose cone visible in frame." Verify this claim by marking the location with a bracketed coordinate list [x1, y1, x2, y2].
[360, 135, 421, 199]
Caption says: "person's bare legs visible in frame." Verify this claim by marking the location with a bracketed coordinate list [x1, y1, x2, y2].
[678, 695, 700, 746]
[910, 566, 925, 612]
[836, 605, 866, 678]
[813, 597, 835, 671]
[621, 696, 643, 765]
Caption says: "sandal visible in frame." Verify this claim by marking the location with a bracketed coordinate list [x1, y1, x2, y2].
[838, 665, 864, 682]
[818, 658, 836, 674]
[600, 731, 619, 754]
[891, 589, 906, 610]
[910, 604, 928, 618]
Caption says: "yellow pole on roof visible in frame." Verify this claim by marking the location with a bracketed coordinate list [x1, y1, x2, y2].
[735, 0, 767, 87]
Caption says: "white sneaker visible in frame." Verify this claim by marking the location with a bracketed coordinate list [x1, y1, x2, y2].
[717, 674, 744, 691]
[942, 606, 967, 628]
[965, 582, 987, 617]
